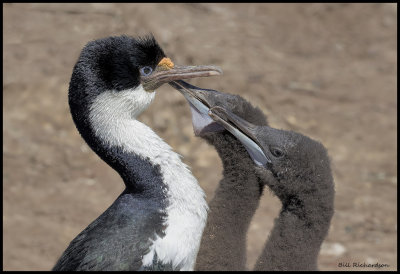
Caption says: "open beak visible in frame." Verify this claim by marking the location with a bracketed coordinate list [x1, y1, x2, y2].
[208, 106, 272, 166]
[169, 80, 271, 166]
[169, 80, 225, 136]
[141, 57, 222, 91]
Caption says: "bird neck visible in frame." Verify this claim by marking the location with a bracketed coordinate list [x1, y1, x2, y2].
[207, 133, 264, 214]
[213, 133, 265, 225]
[70, 86, 208, 270]
[196, 134, 263, 271]
[207, 133, 257, 174]
[254, 182, 334, 271]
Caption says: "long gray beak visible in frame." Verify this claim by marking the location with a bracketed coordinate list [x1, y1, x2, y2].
[208, 106, 271, 166]
[142, 60, 222, 92]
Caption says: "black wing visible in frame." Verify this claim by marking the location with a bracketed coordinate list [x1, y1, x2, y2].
[52, 192, 167, 271]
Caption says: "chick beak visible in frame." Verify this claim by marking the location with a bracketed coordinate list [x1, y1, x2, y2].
[169, 80, 225, 136]
[208, 106, 271, 166]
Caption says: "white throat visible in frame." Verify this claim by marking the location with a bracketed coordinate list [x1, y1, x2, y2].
[88, 85, 208, 270]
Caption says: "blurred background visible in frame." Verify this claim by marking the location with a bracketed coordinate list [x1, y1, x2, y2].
[3, 3, 397, 271]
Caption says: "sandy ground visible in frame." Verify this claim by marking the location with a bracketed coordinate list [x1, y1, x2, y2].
[3, 3, 397, 271]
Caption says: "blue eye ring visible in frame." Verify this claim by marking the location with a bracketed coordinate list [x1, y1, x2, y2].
[140, 66, 153, 76]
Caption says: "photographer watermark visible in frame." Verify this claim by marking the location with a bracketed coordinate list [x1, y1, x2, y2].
[338, 262, 390, 269]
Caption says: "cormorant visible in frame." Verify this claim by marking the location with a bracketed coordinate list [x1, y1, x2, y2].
[52, 35, 222, 271]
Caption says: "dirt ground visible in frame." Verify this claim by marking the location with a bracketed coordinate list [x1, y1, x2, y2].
[3, 3, 397, 271]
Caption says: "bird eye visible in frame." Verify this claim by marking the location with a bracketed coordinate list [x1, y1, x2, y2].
[140, 66, 153, 76]
[271, 147, 284, 158]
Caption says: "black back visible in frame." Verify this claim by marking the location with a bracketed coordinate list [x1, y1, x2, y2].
[52, 150, 170, 271]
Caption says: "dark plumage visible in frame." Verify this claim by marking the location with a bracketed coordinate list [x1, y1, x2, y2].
[169, 81, 268, 270]
[209, 105, 335, 271]
[53, 152, 168, 271]
[170, 80, 334, 271]
[252, 130, 335, 270]
[194, 93, 268, 271]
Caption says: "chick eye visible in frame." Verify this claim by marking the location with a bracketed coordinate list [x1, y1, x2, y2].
[140, 66, 153, 76]
[271, 147, 284, 158]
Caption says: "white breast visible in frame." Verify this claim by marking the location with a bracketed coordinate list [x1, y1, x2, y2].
[88, 85, 208, 270]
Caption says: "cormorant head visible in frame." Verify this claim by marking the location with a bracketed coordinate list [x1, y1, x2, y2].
[69, 35, 222, 120]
